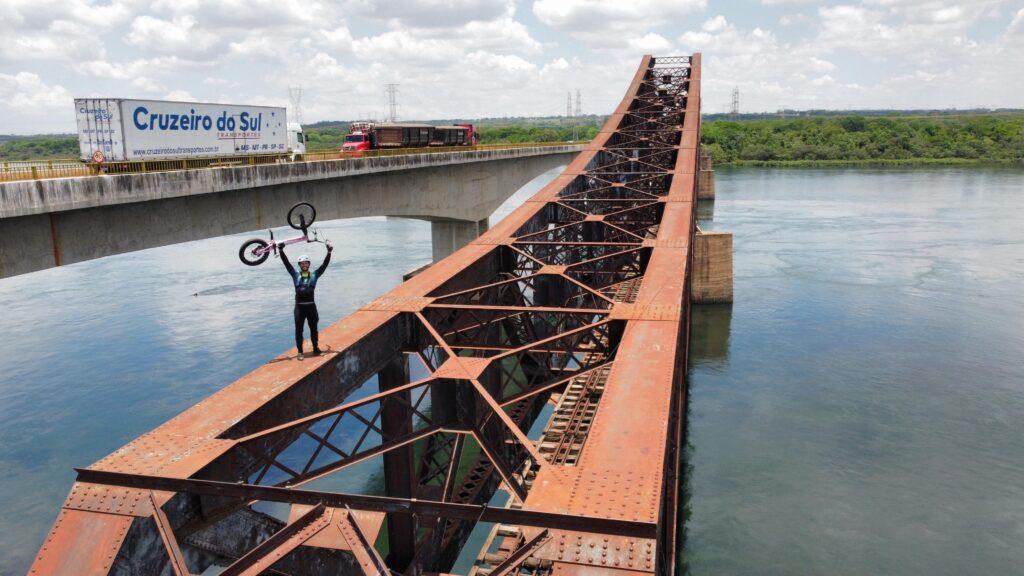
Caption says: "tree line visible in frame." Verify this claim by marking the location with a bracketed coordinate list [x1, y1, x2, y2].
[701, 114, 1024, 165]
[4, 114, 1023, 164]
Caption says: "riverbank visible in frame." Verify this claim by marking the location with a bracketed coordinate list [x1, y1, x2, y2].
[717, 157, 1024, 168]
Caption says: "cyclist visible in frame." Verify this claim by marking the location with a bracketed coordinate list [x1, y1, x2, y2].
[280, 244, 332, 360]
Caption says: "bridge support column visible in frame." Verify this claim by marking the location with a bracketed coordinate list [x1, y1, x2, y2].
[431, 218, 488, 262]
[692, 230, 733, 304]
[378, 354, 415, 570]
[698, 150, 716, 200]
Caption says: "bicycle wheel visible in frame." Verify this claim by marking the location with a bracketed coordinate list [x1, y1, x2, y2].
[287, 202, 317, 230]
[239, 238, 270, 266]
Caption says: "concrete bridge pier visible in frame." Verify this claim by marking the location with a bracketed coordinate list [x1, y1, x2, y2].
[430, 218, 489, 262]
[698, 150, 715, 200]
[692, 230, 733, 304]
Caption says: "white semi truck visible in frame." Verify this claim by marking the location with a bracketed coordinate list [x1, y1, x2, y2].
[74, 98, 306, 163]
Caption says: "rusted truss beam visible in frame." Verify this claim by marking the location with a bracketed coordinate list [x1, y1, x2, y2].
[35, 53, 700, 576]
[74, 468, 658, 539]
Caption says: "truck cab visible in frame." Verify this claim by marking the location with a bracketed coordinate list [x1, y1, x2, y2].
[287, 122, 306, 160]
[341, 132, 372, 156]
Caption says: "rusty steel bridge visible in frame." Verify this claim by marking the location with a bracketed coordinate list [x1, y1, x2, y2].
[32, 53, 704, 575]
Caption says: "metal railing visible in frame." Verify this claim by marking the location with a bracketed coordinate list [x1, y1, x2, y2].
[0, 141, 588, 183]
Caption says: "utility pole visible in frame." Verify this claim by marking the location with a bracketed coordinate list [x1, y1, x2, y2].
[385, 83, 400, 123]
[288, 85, 303, 124]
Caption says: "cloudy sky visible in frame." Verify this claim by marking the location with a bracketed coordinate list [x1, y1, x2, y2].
[1, 0, 1022, 134]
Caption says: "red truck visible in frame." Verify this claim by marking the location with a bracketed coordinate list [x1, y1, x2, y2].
[340, 122, 477, 156]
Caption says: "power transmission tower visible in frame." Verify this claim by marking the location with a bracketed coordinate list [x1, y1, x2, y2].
[566, 91, 573, 119]
[730, 86, 739, 120]
[385, 84, 400, 123]
[288, 85, 303, 124]
[573, 89, 581, 141]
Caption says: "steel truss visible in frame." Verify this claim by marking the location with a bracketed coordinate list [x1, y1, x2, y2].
[32, 54, 701, 576]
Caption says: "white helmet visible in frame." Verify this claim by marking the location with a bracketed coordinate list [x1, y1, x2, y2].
[297, 255, 311, 263]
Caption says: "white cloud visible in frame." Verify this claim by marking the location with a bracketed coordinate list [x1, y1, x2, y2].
[809, 74, 835, 87]
[124, 15, 219, 56]
[1010, 8, 1024, 33]
[131, 77, 164, 93]
[541, 57, 571, 74]
[342, 0, 516, 28]
[164, 89, 197, 102]
[680, 17, 778, 55]
[628, 33, 673, 54]
[0, 18, 107, 63]
[0, 71, 75, 133]
[1, 0, 1023, 133]
[0, 72, 72, 109]
[703, 15, 729, 33]
[353, 30, 464, 66]
[534, 0, 705, 48]
[320, 25, 355, 53]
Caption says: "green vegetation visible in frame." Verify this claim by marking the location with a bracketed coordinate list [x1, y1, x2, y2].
[0, 136, 78, 161]
[6, 112, 1023, 166]
[476, 123, 600, 144]
[303, 126, 349, 150]
[702, 114, 1024, 166]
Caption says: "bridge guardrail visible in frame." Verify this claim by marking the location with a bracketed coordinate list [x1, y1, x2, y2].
[0, 141, 588, 183]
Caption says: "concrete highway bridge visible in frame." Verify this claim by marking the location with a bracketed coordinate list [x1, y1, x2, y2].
[29, 53, 732, 575]
[0, 144, 583, 278]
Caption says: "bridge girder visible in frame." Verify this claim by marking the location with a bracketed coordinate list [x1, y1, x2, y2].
[31, 53, 702, 576]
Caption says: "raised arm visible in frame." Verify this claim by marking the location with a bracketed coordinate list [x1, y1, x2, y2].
[280, 245, 297, 278]
[315, 245, 333, 277]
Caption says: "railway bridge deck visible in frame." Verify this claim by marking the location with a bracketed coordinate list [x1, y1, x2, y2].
[31, 53, 703, 576]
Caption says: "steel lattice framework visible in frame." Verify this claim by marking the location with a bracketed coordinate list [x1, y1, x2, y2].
[32, 53, 701, 576]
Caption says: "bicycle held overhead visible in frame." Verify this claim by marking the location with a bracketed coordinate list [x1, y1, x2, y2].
[238, 202, 330, 266]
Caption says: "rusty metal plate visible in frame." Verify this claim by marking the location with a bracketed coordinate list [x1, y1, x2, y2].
[608, 303, 682, 321]
[64, 482, 153, 517]
[540, 265, 569, 275]
[361, 295, 435, 312]
[432, 356, 490, 380]
[533, 530, 657, 572]
[29, 509, 134, 575]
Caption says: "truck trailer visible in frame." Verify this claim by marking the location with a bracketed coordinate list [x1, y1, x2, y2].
[74, 98, 306, 163]
[340, 122, 476, 156]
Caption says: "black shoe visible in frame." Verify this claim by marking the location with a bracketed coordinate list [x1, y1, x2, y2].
[312, 348, 323, 356]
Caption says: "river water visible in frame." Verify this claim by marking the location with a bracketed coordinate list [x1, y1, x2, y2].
[0, 166, 1021, 574]
[685, 166, 1024, 575]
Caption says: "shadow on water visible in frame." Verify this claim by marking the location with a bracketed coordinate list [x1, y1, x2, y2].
[678, 303, 733, 575]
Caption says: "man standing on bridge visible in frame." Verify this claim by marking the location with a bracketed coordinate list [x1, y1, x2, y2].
[280, 244, 332, 360]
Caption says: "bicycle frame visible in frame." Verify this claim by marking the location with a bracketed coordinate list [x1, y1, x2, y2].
[253, 227, 327, 259]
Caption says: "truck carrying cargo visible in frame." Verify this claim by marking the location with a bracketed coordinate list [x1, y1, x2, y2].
[74, 98, 304, 163]
[340, 122, 476, 156]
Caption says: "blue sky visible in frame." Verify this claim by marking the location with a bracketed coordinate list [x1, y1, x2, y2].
[1, 0, 1022, 134]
